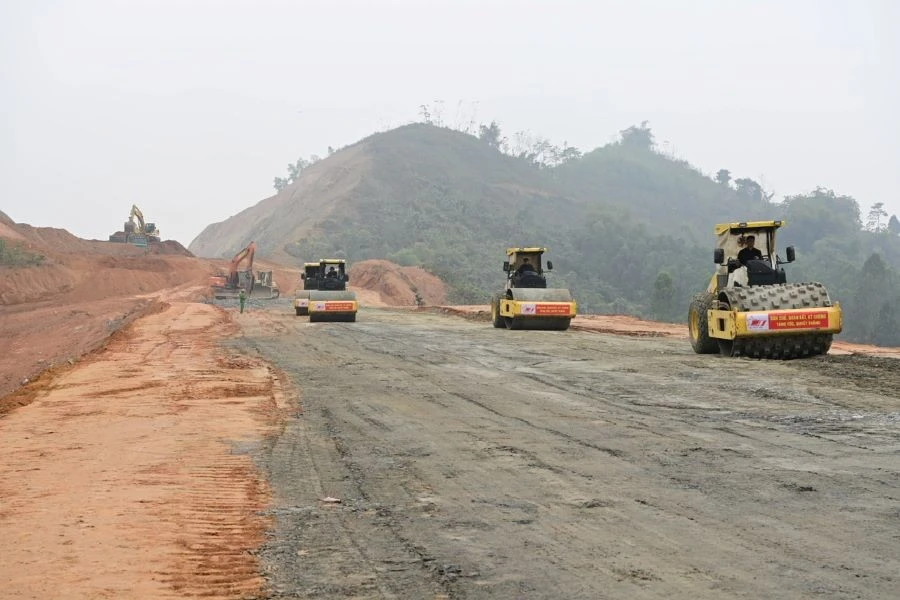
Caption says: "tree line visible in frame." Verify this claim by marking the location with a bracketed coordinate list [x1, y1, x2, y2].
[270, 111, 900, 346]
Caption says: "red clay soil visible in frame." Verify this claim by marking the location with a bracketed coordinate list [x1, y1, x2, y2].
[349, 259, 447, 307]
[2, 214, 898, 598]
[0, 216, 219, 403]
[0, 301, 285, 599]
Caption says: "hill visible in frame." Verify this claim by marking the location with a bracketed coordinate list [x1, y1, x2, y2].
[189, 123, 900, 345]
[1, 213, 446, 401]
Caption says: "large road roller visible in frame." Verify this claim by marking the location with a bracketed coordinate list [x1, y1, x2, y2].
[689, 220, 842, 359]
[491, 247, 576, 331]
[293, 261, 321, 316]
[306, 259, 358, 323]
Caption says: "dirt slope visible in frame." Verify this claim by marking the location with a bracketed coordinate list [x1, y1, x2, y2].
[188, 143, 373, 260]
[1, 219, 217, 400]
[1, 218, 451, 403]
[349, 259, 447, 306]
[0, 301, 283, 599]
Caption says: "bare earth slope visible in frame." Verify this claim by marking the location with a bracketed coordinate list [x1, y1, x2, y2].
[0, 219, 215, 401]
[187, 143, 372, 260]
[0, 301, 284, 599]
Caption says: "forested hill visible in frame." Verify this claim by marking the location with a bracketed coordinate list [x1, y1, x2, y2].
[189, 122, 900, 346]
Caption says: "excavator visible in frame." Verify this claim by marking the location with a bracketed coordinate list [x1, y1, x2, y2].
[108, 204, 161, 246]
[209, 241, 280, 300]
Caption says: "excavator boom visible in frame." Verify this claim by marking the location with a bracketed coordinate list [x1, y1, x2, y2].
[228, 241, 256, 287]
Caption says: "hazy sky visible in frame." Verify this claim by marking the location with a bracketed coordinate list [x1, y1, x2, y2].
[2, 0, 898, 247]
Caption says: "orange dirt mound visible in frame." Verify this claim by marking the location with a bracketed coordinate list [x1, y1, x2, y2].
[0, 218, 220, 400]
[349, 259, 447, 307]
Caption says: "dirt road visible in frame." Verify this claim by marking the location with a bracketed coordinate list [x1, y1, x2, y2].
[231, 305, 900, 599]
[0, 301, 285, 600]
[3, 301, 899, 599]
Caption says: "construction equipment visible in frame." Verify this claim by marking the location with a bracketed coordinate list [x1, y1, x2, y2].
[688, 220, 842, 359]
[490, 247, 576, 330]
[304, 259, 358, 322]
[108, 204, 161, 246]
[209, 241, 280, 300]
[293, 262, 321, 316]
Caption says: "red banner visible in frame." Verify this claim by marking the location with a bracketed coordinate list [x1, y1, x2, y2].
[768, 310, 829, 330]
[323, 302, 356, 312]
[534, 303, 573, 316]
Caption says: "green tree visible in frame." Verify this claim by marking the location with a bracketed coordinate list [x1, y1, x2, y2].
[875, 296, 900, 346]
[478, 121, 503, 148]
[650, 271, 676, 320]
[734, 178, 765, 204]
[865, 202, 888, 232]
[619, 121, 655, 152]
[852, 253, 891, 341]
[889, 215, 900, 235]
[273, 155, 321, 192]
[779, 188, 862, 251]
[715, 169, 732, 187]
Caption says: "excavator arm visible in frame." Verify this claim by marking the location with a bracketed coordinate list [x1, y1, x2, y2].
[129, 205, 146, 232]
[228, 241, 257, 288]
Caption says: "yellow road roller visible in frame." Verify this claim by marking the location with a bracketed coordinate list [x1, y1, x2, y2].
[491, 247, 576, 331]
[689, 220, 842, 359]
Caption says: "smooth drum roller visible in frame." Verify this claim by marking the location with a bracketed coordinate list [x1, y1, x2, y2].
[308, 290, 358, 322]
[501, 288, 575, 330]
[491, 247, 576, 331]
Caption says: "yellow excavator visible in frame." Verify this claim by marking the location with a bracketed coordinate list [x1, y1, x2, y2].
[128, 205, 160, 242]
[689, 220, 842, 359]
[109, 204, 160, 246]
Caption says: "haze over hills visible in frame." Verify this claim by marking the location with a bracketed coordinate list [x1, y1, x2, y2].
[188, 122, 900, 345]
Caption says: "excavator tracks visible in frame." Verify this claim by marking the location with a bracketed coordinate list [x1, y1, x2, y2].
[718, 282, 835, 359]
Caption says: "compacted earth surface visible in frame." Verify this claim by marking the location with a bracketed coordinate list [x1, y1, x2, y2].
[2, 216, 899, 599]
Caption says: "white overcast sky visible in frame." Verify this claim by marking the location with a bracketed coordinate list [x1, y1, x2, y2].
[2, 0, 898, 246]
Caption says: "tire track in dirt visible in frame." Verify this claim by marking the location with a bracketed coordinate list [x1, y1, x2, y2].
[239, 306, 900, 599]
[0, 302, 286, 599]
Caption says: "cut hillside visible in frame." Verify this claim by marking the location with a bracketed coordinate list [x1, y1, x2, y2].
[0, 216, 216, 401]
[188, 143, 373, 260]
[1, 221, 207, 306]
[349, 259, 447, 307]
[184, 123, 787, 317]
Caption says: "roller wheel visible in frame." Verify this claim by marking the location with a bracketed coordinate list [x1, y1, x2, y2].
[553, 318, 572, 331]
[719, 283, 836, 359]
[491, 295, 505, 328]
[506, 317, 524, 330]
[688, 292, 718, 354]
